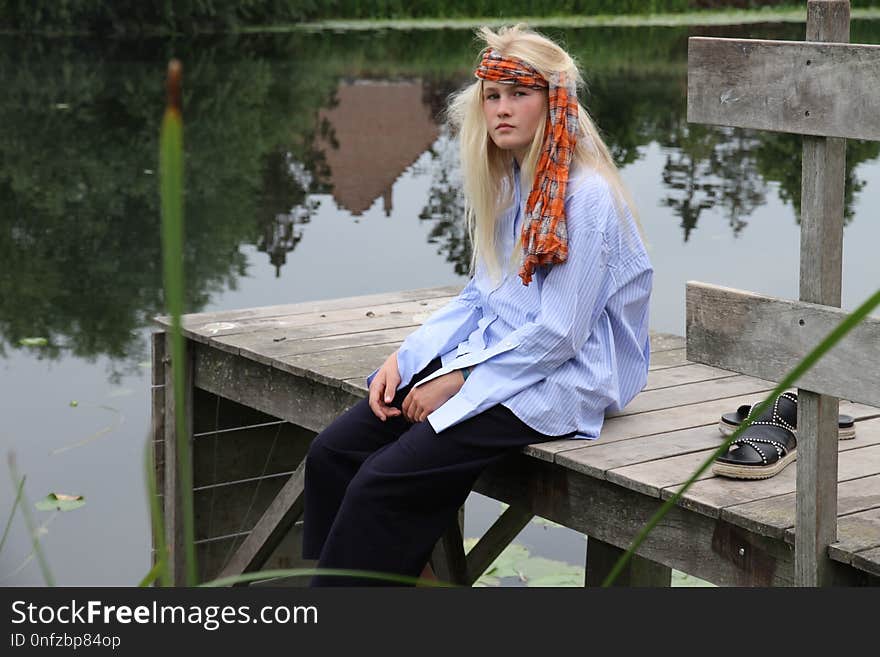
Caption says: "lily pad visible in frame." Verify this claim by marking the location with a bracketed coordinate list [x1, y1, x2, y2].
[35, 493, 86, 512]
[19, 337, 48, 347]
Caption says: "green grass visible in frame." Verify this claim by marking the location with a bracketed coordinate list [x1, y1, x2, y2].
[282, 7, 880, 32]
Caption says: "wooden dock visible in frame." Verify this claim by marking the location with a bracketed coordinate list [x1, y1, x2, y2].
[151, 284, 880, 586]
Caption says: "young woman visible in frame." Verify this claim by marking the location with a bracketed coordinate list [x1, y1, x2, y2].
[302, 24, 652, 586]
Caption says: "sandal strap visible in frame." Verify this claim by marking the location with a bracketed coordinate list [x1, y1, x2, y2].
[731, 436, 789, 465]
[746, 392, 797, 433]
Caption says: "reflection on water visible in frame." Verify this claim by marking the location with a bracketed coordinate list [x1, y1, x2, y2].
[2, 22, 879, 368]
[2, 21, 880, 586]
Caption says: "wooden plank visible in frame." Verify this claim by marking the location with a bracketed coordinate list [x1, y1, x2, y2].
[585, 536, 671, 587]
[558, 425, 727, 481]
[156, 284, 462, 329]
[192, 343, 361, 434]
[666, 442, 880, 523]
[850, 546, 880, 578]
[642, 363, 736, 391]
[687, 37, 880, 141]
[176, 296, 453, 346]
[608, 449, 719, 498]
[463, 505, 533, 585]
[828, 505, 880, 563]
[607, 374, 775, 418]
[163, 334, 194, 586]
[609, 415, 880, 501]
[727, 471, 880, 543]
[526, 395, 773, 463]
[217, 460, 307, 581]
[235, 325, 414, 363]
[685, 282, 880, 407]
[647, 348, 688, 370]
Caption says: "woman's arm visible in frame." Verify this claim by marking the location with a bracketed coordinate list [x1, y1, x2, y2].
[366, 276, 483, 389]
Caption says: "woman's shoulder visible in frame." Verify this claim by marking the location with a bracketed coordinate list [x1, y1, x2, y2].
[564, 165, 621, 233]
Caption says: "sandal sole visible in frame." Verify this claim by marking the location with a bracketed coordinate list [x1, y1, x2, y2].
[718, 419, 855, 440]
[712, 449, 798, 480]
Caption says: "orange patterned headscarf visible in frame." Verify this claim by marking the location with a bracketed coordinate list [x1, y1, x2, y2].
[475, 48, 579, 286]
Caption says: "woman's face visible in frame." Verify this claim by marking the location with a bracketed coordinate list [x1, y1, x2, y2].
[482, 81, 547, 162]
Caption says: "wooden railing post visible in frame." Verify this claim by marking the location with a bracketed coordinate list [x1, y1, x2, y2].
[796, 0, 850, 587]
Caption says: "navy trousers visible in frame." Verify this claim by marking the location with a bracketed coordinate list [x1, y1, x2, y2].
[301, 356, 567, 586]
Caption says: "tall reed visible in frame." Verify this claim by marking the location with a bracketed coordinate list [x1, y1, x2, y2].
[159, 59, 197, 586]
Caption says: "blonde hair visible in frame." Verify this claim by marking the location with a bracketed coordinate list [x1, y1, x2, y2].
[445, 24, 641, 285]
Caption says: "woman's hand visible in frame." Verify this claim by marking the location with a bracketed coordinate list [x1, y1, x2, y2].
[401, 370, 466, 423]
[368, 350, 403, 421]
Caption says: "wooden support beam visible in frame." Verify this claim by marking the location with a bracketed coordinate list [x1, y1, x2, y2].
[464, 505, 533, 586]
[430, 507, 468, 586]
[685, 282, 880, 407]
[687, 35, 880, 140]
[217, 459, 307, 583]
[585, 536, 672, 587]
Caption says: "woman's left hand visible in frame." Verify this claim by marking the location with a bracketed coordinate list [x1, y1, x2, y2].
[401, 371, 466, 423]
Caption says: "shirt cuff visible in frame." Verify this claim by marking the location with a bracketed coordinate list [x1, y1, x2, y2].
[427, 391, 477, 434]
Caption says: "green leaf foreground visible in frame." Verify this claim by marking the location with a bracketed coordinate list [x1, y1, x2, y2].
[0, 473, 26, 556]
[6, 454, 55, 586]
[603, 286, 880, 586]
[159, 58, 197, 586]
[143, 437, 169, 587]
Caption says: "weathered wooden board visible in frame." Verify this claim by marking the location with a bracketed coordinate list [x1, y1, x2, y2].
[642, 363, 737, 391]
[686, 282, 880, 407]
[725, 471, 880, 542]
[850, 546, 880, 577]
[183, 296, 453, 347]
[557, 425, 727, 480]
[828, 505, 880, 563]
[193, 343, 360, 433]
[647, 348, 688, 370]
[687, 37, 880, 141]
[527, 395, 773, 463]
[607, 449, 719, 498]
[604, 412, 880, 499]
[607, 374, 775, 418]
[665, 442, 880, 522]
[157, 285, 461, 330]
[235, 325, 414, 363]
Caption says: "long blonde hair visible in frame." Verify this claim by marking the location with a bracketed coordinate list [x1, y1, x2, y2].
[445, 24, 641, 285]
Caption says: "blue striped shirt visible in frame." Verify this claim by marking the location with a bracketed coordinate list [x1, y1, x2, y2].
[367, 161, 653, 439]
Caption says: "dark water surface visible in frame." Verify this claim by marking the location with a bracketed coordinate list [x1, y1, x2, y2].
[2, 21, 879, 586]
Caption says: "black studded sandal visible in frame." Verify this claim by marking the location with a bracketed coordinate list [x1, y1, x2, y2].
[713, 392, 799, 480]
[718, 392, 855, 440]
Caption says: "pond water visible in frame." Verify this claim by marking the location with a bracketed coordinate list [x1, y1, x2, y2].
[2, 20, 879, 586]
